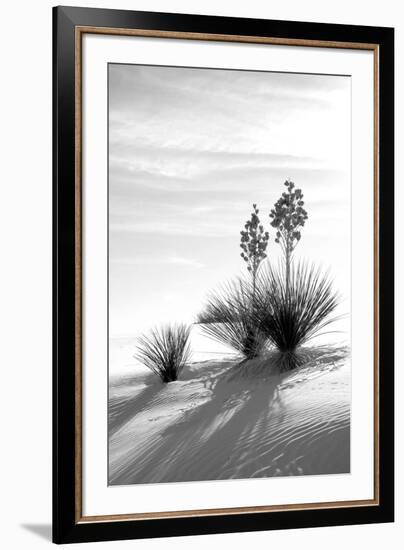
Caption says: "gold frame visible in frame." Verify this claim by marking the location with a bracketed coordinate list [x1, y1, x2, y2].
[74, 27, 380, 524]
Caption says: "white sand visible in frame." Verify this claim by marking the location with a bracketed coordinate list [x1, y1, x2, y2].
[108, 346, 350, 485]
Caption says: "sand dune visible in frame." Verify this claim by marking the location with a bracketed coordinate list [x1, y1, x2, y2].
[109, 346, 350, 485]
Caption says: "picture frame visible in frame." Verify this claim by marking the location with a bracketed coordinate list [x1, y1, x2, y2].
[53, 5, 394, 544]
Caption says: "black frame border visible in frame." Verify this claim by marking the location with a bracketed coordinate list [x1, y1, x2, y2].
[53, 5, 394, 544]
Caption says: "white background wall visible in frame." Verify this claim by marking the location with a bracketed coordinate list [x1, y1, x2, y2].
[0, 0, 400, 548]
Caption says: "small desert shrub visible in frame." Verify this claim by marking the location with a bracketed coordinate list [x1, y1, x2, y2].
[255, 261, 340, 370]
[135, 324, 192, 383]
[197, 278, 268, 360]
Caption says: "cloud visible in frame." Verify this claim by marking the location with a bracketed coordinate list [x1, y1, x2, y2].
[110, 221, 236, 238]
[167, 256, 205, 268]
[109, 147, 321, 180]
[109, 64, 347, 119]
[110, 255, 205, 269]
[109, 159, 344, 199]
[109, 64, 350, 165]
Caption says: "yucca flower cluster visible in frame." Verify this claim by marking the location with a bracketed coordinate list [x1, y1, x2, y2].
[270, 179, 308, 253]
[240, 204, 270, 281]
[269, 180, 308, 289]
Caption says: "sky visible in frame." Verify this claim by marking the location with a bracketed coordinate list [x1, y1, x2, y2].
[109, 64, 351, 339]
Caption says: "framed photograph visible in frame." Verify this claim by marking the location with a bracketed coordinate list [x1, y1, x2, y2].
[53, 6, 394, 544]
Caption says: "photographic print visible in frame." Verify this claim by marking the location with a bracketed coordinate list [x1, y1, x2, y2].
[108, 63, 351, 486]
[54, 9, 394, 542]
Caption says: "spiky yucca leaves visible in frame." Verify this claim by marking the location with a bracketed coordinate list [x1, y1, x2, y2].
[197, 279, 268, 360]
[135, 324, 192, 383]
[254, 262, 340, 371]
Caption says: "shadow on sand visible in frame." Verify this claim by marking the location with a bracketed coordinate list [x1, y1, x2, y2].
[109, 382, 162, 435]
[109, 346, 350, 485]
[110, 358, 284, 484]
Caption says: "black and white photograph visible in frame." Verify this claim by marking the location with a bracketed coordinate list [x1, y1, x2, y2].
[108, 63, 351, 486]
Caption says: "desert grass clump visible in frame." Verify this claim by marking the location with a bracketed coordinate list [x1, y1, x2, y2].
[197, 278, 268, 360]
[135, 324, 192, 383]
[255, 261, 340, 371]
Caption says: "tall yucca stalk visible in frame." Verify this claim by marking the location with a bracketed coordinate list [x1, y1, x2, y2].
[240, 203, 269, 296]
[254, 261, 340, 370]
[197, 278, 268, 360]
[197, 204, 270, 361]
[135, 324, 192, 383]
[269, 180, 308, 293]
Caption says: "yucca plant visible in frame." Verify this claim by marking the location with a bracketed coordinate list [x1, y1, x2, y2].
[197, 278, 268, 360]
[134, 324, 192, 383]
[254, 261, 340, 370]
[197, 204, 270, 361]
